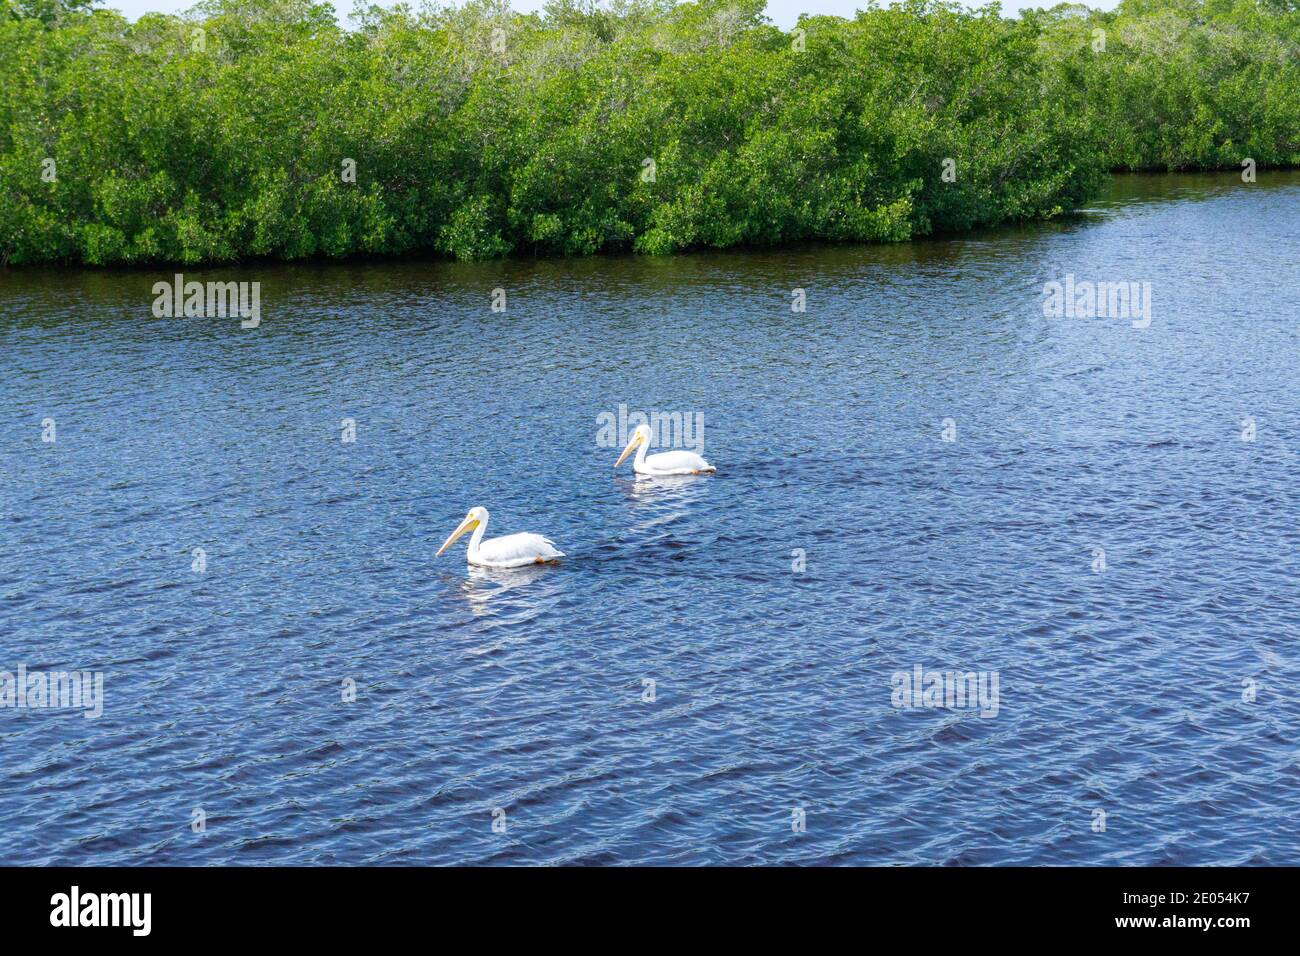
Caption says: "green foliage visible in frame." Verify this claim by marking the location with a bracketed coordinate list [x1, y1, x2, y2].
[0, 0, 1294, 265]
[1034, 0, 1300, 170]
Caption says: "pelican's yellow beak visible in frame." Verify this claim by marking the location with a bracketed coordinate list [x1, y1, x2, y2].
[436, 514, 480, 557]
[614, 431, 643, 468]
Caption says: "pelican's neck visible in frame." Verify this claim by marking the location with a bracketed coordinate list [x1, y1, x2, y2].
[466, 515, 488, 560]
[634, 437, 649, 470]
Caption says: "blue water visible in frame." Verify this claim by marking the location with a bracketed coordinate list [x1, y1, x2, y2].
[2, 172, 1298, 865]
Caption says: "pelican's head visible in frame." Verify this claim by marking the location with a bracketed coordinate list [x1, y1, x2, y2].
[436, 506, 488, 556]
[615, 423, 652, 468]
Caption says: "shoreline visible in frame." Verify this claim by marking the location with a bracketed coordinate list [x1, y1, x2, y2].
[4, 167, 1294, 275]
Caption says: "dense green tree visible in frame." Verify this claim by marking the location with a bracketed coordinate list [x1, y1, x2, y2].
[1033, 0, 1300, 170]
[0, 0, 1294, 265]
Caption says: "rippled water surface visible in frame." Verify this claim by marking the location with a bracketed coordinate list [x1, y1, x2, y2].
[3, 172, 1299, 865]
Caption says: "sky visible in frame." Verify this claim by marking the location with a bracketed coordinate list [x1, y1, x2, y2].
[99, 0, 1122, 30]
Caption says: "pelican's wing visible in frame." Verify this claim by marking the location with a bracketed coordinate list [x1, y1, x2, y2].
[478, 532, 564, 565]
[644, 449, 714, 472]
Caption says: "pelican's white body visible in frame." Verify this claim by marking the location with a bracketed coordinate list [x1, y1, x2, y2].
[439, 507, 564, 569]
[633, 446, 715, 477]
[468, 529, 565, 569]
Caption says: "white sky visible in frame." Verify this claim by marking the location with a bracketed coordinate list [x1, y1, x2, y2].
[100, 0, 1121, 30]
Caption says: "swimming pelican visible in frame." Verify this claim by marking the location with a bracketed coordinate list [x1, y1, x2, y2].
[614, 423, 716, 476]
[435, 507, 564, 569]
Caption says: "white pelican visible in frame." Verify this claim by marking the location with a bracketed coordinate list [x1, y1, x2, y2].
[435, 506, 564, 569]
[614, 423, 715, 476]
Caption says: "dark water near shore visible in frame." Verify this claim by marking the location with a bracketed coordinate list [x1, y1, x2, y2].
[2, 172, 1298, 865]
